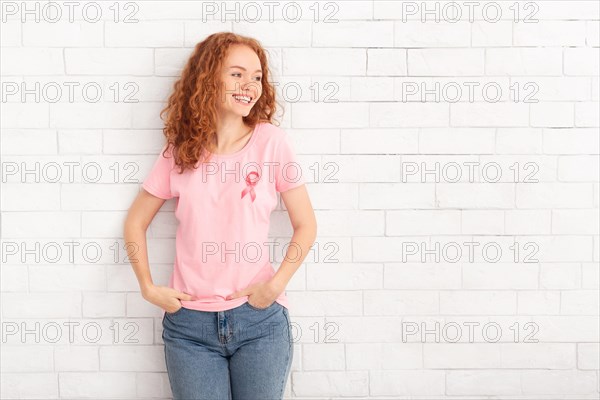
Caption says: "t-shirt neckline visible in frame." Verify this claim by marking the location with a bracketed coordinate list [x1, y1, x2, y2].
[207, 122, 261, 160]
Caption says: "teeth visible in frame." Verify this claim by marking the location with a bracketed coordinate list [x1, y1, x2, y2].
[233, 95, 251, 103]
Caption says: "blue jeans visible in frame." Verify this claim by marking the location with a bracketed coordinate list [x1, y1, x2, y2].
[162, 301, 294, 400]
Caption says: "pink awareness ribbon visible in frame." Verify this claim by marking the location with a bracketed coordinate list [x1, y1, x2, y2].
[241, 171, 260, 202]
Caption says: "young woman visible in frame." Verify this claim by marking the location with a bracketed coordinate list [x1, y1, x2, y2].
[123, 32, 317, 400]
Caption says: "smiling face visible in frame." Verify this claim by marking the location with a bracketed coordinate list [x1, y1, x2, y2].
[217, 44, 263, 118]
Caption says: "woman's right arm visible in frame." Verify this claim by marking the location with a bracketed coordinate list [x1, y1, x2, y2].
[123, 188, 192, 313]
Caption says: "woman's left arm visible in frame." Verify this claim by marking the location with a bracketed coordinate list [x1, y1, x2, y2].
[226, 184, 316, 306]
[268, 184, 317, 294]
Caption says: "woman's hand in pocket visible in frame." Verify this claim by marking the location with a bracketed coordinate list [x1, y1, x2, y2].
[142, 284, 194, 313]
[225, 280, 282, 309]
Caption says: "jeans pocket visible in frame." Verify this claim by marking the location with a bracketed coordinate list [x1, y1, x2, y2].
[245, 300, 277, 311]
[165, 306, 185, 317]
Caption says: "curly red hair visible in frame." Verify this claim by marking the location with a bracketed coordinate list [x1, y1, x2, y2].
[158, 31, 280, 172]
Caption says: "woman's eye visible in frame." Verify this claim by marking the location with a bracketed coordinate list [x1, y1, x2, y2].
[255, 76, 262, 81]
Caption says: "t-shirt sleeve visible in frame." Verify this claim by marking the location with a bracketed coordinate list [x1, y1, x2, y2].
[142, 143, 175, 200]
[275, 132, 305, 193]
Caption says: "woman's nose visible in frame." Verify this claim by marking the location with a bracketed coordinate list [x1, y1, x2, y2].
[241, 81, 259, 94]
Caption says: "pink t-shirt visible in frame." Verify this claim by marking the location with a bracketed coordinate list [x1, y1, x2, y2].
[142, 121, 305, 312]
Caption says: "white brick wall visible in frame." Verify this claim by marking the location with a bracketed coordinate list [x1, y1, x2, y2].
[1, 1, 598, 399]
